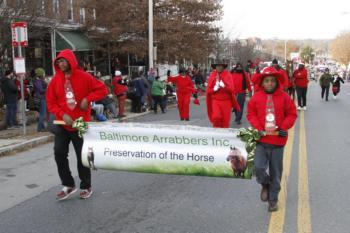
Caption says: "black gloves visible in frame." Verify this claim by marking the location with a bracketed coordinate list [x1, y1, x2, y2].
[278, 129, 288, 137]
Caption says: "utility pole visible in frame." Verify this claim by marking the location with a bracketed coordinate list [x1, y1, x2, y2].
[149, 0, 154, 69]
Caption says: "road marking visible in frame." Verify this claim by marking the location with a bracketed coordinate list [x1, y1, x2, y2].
[298, 111, 312, 233]
[267, 126, 295, 233]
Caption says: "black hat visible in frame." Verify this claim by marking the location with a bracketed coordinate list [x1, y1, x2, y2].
[179, 67, 187, 74]
[5, 70, 13, 76]
[272, 59, 278, 64]
[211, 60, 228, 69]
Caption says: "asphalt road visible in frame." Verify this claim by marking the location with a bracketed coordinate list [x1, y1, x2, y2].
[0, 82, 350, 233]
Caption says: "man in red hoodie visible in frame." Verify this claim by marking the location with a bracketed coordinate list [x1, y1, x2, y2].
[231, 63, 251, 125]
[247, 66, 297, 212]
[46, 49, 108, 201]
[112, 70, 128, 118]
[167, 68, 195, 121]
[293, 63, 309, 110]
[206, 62, 240, 128]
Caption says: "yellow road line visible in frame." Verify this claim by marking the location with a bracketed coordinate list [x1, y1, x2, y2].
[267, 126, 295, 233]
[298, 111, 312, 233]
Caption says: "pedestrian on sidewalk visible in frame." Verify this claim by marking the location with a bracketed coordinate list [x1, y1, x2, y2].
[33, 68, 48, 132]
[206, 61, 240, 128]
[151, 76, 165, 114]
[168, 68, 196, 121]
[331, 73, 344, 99]
[319, 68, 333, 101]
[247, 66, 297, 212]
[231, 63, 251, 125]
[130, 72, 146, 113]
[46, 49, 108, 201]
[0, 70, 19, 129]
[293, 62, 309, 110]
[112, 71, 128, 118]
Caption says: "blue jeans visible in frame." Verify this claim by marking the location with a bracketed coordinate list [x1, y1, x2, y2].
[6, 102, 17, 127]
[234, 93, 246, 122]
[37, 98, 47, 131]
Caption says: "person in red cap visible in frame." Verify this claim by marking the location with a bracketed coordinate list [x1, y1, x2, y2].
[206, 62, 240, 128]
[112, 70, 128, 118]
[231, 63, 251, 125]
[46, 49, 108, 201]
[247, 66, 297, 212]
[293, 62, 309, 110]
[167, 68, 196, 121]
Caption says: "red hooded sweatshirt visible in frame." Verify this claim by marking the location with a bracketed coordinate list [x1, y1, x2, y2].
[231, 71, 252, 94]
[206, 70, 240, 123]
[167, 75, 195, 95]
[112, 76, 128, 96]
[46, 49, 108, 131]
[293, 68, 308, 88]
[246, 75, 297, 146]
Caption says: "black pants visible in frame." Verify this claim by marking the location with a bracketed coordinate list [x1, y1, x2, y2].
[54, 126, 91, 189]
[321, 86, 330, 100]
[152, 95, 165, 113]
[254, 143, 284, 202]
[234, 92, 246, 122]
[131, 96, 142, 113]
[296, 87, 307, 107]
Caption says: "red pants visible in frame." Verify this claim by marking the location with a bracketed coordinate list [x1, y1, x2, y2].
[211, 99, 232, 128]
[177, 93, 191, 119]
[117, 94, 126, 116]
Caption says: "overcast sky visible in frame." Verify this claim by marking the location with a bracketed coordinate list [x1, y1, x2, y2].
[221, 0, 350, 40]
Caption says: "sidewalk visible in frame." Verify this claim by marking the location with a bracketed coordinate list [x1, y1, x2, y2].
[0, 110, 152, 157]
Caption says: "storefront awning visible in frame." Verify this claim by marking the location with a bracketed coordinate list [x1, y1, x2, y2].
[56, 31, 92, 52]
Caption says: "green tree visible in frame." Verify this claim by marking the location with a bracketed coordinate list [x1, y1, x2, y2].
[301, 46, 314, 63]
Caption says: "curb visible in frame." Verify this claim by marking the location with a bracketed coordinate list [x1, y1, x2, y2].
[0, 95, 205, 157]
[0, 135, 54, 157]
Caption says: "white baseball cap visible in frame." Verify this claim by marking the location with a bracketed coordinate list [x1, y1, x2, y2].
[115, 70, 121, 76]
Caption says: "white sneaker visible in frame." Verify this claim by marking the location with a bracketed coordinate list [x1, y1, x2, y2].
[303, 106, 307, 111]
[297, 106, 302, 111]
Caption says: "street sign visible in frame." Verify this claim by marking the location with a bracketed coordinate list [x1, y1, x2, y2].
[14, 57, 26, 74]
[11, 22, 28, 47]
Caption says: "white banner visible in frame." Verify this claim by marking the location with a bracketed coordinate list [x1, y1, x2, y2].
[82, 123, 252, 179]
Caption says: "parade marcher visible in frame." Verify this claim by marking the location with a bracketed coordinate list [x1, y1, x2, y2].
[151, 76, 165, 114]
[271, 59, 289, 90]
[112, 70, 128, 118]
[33, 68, 48, 132]
[332, 73, 344, 99]
[319, 68, 333, 101]
[285, 60, 295, 100]
[231, 63, 251, 125]
[206, 62, 240, 128]
[293, 62, 309, 110]
[46, 49, 108, 201]
[168, 68, 196, 121]
[0, 70, 19, 129]
[246, 66, 297, 212]
[251, 66, 261, 94]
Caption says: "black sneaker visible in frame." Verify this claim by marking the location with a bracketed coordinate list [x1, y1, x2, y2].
[268, 201, 278, 212]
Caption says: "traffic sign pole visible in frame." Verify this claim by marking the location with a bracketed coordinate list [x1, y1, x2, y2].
[18, 46, 26, 135]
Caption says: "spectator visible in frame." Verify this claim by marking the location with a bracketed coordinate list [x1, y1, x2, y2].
[0, 70, 19, 129]
[130, 73, 145, 113]
[112, 71, 128, 118]
[151, 76, 165, 114]
[33, 68, 48, 132]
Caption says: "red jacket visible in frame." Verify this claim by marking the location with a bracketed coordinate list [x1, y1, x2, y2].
[112, 76, 128, 96]
[251, 73, 261, 93]
[277, 68, 289, 89]
[293, 68, 308, 88]
[247, 86, 297, 146]
[46, 49, 108, 131]
[206, 70, 240, 123]
[168, 75, 195, 95]
[231, 72, 252, 94]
